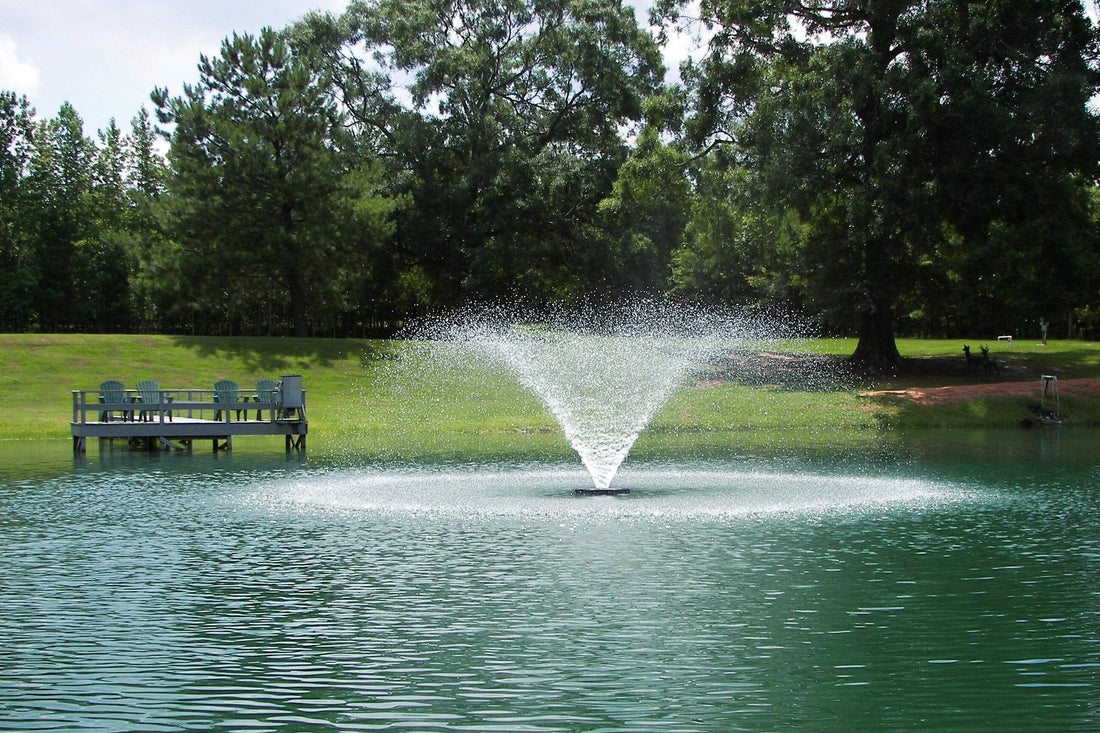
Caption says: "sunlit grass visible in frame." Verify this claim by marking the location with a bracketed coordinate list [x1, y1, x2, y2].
[2, 334, 1099, 455]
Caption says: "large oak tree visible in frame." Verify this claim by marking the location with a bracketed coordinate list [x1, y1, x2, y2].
[656, 0, 1100, 368]
[293, 0, 665, 308]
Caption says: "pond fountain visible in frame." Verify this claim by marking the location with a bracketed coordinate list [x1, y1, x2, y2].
[416, 299, 795, 493]
[1, 302, 1098, 732]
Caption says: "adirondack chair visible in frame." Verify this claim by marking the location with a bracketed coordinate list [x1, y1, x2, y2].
[135, 380, 172, 422]
[213, 379, 244, 421]
[275, 375, 305, 421]
[98, 380, 131, 422]
[253, 379, 278, 419]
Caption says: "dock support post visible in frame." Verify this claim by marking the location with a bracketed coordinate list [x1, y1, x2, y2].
[73, 436, 86, 454]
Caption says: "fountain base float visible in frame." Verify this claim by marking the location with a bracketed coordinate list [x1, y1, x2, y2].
[575, 488, 631, 496]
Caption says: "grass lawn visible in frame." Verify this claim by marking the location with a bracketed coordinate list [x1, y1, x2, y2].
[2, 333, 1099, 458]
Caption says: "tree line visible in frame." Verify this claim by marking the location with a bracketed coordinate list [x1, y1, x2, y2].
[2, 0, 1099, 368]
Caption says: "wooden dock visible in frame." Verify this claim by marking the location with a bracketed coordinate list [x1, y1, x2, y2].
[71, 380, 307, 454]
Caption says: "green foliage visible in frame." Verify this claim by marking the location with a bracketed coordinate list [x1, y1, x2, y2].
[155, 28, 398, 336]
[0, 92, 37, 330]
[654, 0, 1100, 367]
[3, 0, 1100, 341]
[599, 126, 691, 293]
[0, 93, 176, 334]
[670, 157, 800, 306]
[297, 0, 665, 309]
[22, 103, 94, 330]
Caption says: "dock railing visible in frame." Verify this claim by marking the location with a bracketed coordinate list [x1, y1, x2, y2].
[71, 387, 293, 425]
[70, 380, 307, 454]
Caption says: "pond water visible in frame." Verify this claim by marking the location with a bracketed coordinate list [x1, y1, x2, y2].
[1, 430, 1098, 732]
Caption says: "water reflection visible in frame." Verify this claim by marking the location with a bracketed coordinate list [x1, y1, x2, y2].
[0, 431, 1097, 731]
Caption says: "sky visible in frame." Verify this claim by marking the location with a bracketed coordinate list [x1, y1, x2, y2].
[0, 0, 692, 137]
[0, 0, 348, 134]
[2, 1, 1097, 137]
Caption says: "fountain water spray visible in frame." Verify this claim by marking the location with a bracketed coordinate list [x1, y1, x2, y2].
[474, 330, 697, 491]
[416, 299, 790, 492]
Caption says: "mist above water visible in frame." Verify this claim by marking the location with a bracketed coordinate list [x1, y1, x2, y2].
[410, 299, 803, 489]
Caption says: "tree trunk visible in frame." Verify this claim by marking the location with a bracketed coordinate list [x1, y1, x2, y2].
[287, 272, 309, 338]
[850, 303, 901, 371]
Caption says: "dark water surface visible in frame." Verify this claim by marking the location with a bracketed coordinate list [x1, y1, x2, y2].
[1, 431, 1097, 731]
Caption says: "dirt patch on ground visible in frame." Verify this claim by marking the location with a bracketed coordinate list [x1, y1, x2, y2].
[699, 350, 851, 390]
[859, 378, 1100, 405]
[701, 350, 1100, 407]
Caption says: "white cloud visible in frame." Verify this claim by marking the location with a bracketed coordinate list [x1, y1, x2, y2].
[0, 33, 40, 98]
[0, 0, 346, 132]
[2, 0, 693, 133]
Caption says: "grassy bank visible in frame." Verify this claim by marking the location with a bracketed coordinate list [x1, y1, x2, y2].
[3, 334, 1099, 458]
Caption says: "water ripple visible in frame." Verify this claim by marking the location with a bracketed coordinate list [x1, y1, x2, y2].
[1, 456, 1097, 731]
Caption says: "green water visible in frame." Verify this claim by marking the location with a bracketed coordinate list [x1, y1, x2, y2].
[1, 430, 1097, 731]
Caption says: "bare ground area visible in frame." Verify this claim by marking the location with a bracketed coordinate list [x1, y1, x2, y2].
[859, 378, 1100, 405]
[704, 350, 1100, 405]
[857, 355, 1100, 405]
